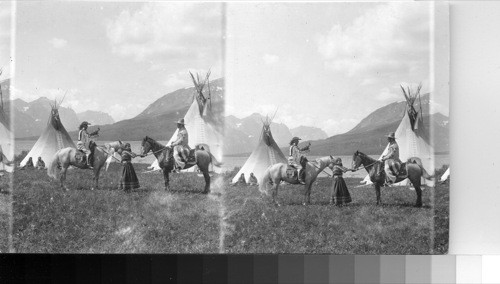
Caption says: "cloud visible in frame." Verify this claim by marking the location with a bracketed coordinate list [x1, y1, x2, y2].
[108, 103, 146, 121]
[376, 87, 399, 101]
[320, 118, 359, 136]
[0, 2, 11, 77]
[163, 66, 222, 92]
[263, 54, 279, 65]
[106, 2, 222, 62]
[316, 2, 430, 78]
[49, 38, 68, 49]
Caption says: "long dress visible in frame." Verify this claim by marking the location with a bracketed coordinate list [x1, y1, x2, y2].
[331, 165, 352, 206]
[120, 151, 140, 191]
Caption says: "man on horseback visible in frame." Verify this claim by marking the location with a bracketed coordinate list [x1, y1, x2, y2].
[77, 121, 99, 169]
[378, 132, 402, 185]
[171, 118, 191, 171]
[288, 137, 310, 184]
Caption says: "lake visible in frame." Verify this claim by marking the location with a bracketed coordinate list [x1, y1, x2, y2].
[222, 154, 449, 178]
[15, 140, 449, 176]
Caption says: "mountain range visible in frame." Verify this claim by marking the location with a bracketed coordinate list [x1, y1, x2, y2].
[292, 94, 449, 156]
[223, 113, 328, 155]
[5, 76, 448, 156]
[7, 97, 115, 139]
[67, 78, 225, 142]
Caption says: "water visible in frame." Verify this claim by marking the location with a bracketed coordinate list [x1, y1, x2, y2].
[222, 154, 450, 179]
[15, 140, 449, 173]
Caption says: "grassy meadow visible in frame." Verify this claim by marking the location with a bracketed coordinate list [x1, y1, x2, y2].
[1, 172, 12, 253]
[222, 174, 449, 254]
[11, 162, 449, 254]
[12, 163, 223, 253]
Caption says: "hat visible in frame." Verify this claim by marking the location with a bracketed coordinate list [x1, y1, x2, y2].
[176, 118, 185, 125]
[81, 121, 91, 126]
[386, 132, 396, 139]
[291, 137, 301, 141]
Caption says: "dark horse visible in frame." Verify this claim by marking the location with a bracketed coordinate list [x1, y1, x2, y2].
[140, 136, 222, 193]
[351, 151, 434, 207]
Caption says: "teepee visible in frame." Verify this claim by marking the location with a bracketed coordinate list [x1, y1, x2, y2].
[440, 167, 450, 182]
[362, 84, 435, 187]
[231, 116, 287, 184]
[20, 99, 76, 167]
[0, 76, 14, 173]
[149, 70, 223, 172]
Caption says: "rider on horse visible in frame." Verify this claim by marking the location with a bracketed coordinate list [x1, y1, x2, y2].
[171, 118, 191, 171]
[288, 137, 310, 184]
[378, 132, 402, 185]
[77, 121, 99, 169]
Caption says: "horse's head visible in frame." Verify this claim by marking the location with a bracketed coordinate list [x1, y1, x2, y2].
[327, 155, 336, 168]
[140, 136, 152, 157]
[352, 150, 363, 170]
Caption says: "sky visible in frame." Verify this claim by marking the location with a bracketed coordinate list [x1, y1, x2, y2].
[226, 2, 449, 136]
[0, 2, 12, 80]
[13, 2, 223, 121]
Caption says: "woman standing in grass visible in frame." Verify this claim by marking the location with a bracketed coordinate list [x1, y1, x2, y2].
[119, 143, 140, 192]
[329, 158, 352, 206]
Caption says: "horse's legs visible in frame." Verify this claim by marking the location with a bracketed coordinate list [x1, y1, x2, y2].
[162, 168, 170, 190]
[303, 182, 312, 206]
[375, 184, 381, 205]
[60, 167, 68, 191]
[413, 179, 423, 207]
[92, 168, 100, 190]
[202, 170, 210, 194]
[271, 179, 281, 206]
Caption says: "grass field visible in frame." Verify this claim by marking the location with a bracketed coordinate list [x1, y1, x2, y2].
[11, 163, 449, 254]
[12, 164, 223, 253]
[222, 174, 449, 254]
[1, 172, 12, 253]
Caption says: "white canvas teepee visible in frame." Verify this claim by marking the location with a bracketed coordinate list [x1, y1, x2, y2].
[20, 101, 76, 167]
[149, 70, 223, 172]
[231, 117, 287, 184]
[362, 84, 435, 187]
[440, 167, 450, 182]
[0, 76, 14, 173]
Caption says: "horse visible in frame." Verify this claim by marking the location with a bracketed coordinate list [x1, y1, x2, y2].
[140, 136, 222, 194]
[258, 155, 336, 206]
[351, 150, 434, 207]
[47, 141, 111, 191]
[104, 140, 125, 170]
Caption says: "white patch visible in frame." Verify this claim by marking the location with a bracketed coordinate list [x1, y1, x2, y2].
[116, 226, 133, 236]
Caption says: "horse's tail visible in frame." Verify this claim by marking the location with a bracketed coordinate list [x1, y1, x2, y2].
[105, 146, 115, 171]
[407, 157, 434, 179]
[258, 166, 273, 195]
[47, 151, 60, 179]
[208, 152, 223, 167]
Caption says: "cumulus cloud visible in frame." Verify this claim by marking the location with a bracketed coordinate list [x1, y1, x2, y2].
[106, 2, 222, 62]
[49, 38, 68, 49]
[316, 2, 430, 78]
[263, 54, 279, 65]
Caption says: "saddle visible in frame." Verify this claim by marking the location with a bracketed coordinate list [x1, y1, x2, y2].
[186, 149, 196, 164]
[286, 165, 299, 181]
[385, 160, 408, 179]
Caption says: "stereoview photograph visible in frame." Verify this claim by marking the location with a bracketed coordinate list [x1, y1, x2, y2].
[6, 2, 448, 254]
